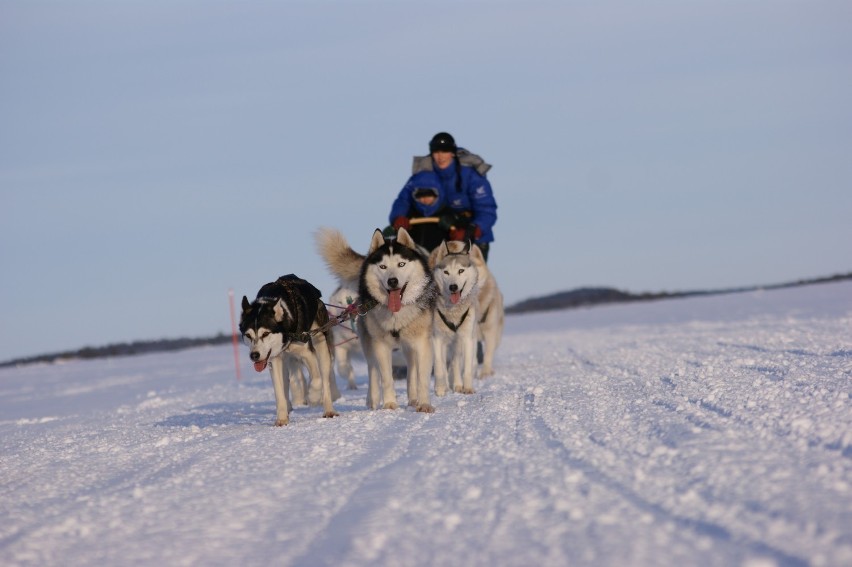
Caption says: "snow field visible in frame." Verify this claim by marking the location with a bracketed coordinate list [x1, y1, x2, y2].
[1, 282, 850, 566]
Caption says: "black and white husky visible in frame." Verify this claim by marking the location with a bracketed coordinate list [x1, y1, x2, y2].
[316, 227, 437, 413]
[239, 274, 340, 426]
[429, 240, 482, 395]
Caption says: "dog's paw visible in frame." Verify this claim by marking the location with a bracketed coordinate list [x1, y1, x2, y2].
[462, 387, 476, 394]
[453, 385, 464, 393]
[416, 403, 435, 414]
[322, 410, 340, 418]
[479, 368, 494, 378]
[274, 418, 289, 426]
[435, 388, 448, 397]
[382, 401, 399, 410]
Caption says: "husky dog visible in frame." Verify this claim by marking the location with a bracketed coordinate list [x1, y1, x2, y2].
[429, 240, 482, 395]
[316, 227, 436, 413]
[439, 240, 504, 376]
[326, 283, 362, 390]
[240, 274, 340, 426]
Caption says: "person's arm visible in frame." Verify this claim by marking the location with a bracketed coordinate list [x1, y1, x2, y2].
[389, 179, 415, 225]
[467, 171, 497, 242]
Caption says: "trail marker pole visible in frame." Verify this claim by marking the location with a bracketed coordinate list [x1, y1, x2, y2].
[228, 289, 242, 381]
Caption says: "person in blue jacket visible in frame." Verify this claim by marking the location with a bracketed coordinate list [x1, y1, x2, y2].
[388, 132, 498, 260]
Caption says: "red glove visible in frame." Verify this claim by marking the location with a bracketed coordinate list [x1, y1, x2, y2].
[448, 227, 465, 241]
[449, 224, 482, 242]
[392, 216, 411, 230]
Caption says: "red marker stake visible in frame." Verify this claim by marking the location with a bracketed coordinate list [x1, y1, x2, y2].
[228, 289, 242, 381]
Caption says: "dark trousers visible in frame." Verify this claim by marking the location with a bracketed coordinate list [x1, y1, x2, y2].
[408, 222, 490, 262]
[478, 243, 490, 262]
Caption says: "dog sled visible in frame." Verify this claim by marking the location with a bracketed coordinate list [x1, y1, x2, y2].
[383, 213, 476, 255]
[384, 147, 492, 254]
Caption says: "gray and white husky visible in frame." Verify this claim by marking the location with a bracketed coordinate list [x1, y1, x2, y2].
[316, 227, 437, 413]
[429, 240, 482, 395]
[326, 283, 362, 390]
[240, 274, 340, 426]
[439, 240, 504, 377]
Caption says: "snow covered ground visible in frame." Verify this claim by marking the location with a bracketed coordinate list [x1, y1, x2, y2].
[2, 281, 850, 567]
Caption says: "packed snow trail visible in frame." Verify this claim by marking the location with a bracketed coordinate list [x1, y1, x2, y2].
[1, 282, 850, 566]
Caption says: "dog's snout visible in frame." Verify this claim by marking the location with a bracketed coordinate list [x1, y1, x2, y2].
[387, 277, 399, 289]
[449, 284, 458, 292]
[250, 351, 261, 361]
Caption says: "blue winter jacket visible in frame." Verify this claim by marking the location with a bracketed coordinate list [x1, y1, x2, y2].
[389, 158, 497, 244]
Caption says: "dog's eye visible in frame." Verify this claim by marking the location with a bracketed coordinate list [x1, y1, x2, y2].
[458, 269, 464, 274]
[398, 262, 406, 268]
[379, 264, 387, 270]
[443, 270, 450, 275]
[261, 331, 269, 339]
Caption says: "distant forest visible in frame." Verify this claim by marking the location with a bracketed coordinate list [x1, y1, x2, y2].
[2, 272, 850, 368]
[505, 272, 852, 314]
[0, 334, 233, 369]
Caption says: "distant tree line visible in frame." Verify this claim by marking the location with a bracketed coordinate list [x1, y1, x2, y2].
[0, 334, 232, 368]
[505, 272, 852, 314]
[2, 272, 849, 368]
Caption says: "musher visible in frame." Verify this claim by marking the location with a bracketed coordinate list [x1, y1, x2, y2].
[387, 132, 498, 261]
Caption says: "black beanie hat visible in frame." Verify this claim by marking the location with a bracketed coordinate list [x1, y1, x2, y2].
[429, 132, 457, 154]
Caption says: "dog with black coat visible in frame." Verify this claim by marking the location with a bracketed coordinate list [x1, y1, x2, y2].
[240, 274, 340, 426]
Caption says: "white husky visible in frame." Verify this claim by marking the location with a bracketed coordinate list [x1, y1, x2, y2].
[438, 240, 504, 377]
[429, 240, 482, 395]
[316, 227, 437, 413]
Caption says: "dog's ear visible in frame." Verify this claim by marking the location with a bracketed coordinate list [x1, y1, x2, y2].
[395, 227, 416, 250]
[463, 240, 471, 254]
[241, 296, 251, 313]
[428, 240, 448, 269]
[369, 228, 385, 254]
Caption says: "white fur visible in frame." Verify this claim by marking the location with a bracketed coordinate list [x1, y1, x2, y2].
[327, 284, 362, 390]
[437, 240, 504, 377]
[429, 241, 481, 395]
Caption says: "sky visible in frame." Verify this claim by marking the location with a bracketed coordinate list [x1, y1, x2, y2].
[2, 281, 851, 565]
[2, 1, 851, 362]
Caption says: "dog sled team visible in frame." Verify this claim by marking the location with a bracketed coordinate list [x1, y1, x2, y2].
[239, 133, 504, 425]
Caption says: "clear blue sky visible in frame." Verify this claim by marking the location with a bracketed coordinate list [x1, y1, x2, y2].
[2, 1, 851, 362]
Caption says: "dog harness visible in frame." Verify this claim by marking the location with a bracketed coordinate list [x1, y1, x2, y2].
[437, 308, 470, 333]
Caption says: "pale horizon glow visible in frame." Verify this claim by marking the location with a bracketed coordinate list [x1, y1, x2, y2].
[2, 1, 851, 361]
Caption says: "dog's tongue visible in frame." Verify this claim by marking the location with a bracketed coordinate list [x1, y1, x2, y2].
[450, 291, 461, 305]
[253, 360, 267, 373]
[388, 289, 402, 313]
